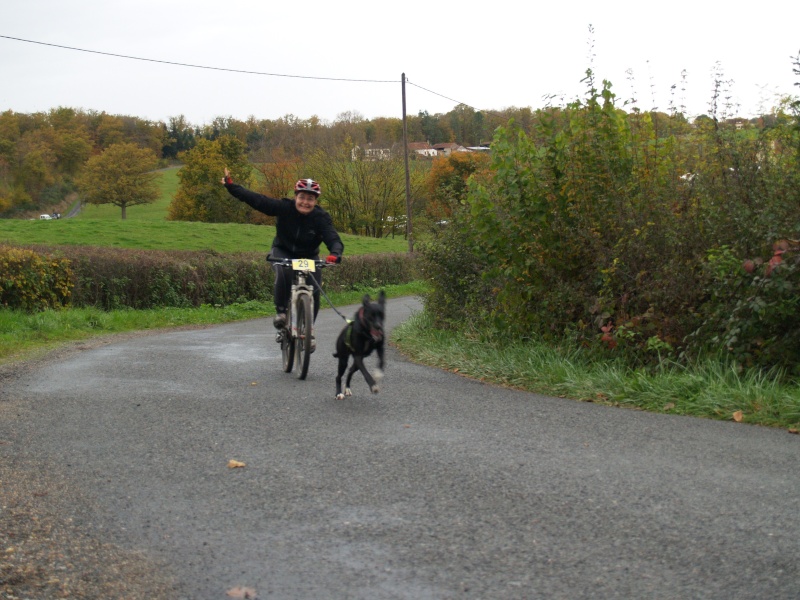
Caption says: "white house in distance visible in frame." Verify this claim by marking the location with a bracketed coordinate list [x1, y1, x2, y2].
[350, 141, 478, 161]
[432, 142, 468, 156]
[406, 142, 438, 157]
[351, 143, 393, 161]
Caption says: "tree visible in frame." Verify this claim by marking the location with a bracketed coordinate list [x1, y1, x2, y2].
[162, 115, 197, 160]
[92, 113, 127, 149]
[76, 142, 159, 219]
[168, 136, 252, 223]
[424, 151, 491, 220]
[305, 141, 419, 237]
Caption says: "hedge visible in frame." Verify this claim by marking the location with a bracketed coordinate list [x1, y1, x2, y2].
[3, 244, 419, 311]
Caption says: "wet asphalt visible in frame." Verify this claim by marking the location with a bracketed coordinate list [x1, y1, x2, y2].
[1, 296, 798, 599]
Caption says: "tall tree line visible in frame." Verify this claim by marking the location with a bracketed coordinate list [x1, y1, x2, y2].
[0, 101, 770, 217]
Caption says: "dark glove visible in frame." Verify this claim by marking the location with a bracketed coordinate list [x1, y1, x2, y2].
[326, 255, 341, 264]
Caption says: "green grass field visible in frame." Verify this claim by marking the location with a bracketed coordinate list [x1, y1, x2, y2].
[0, 167, 410, 255]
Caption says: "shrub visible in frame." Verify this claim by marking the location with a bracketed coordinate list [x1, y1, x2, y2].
[15, 245, 418, 311]
[693, 241, 800, 376]
[326, 252, 420, 292]
[422, 66, 800, 375]
[415, 210, 494, 330]
[0, 245, 73, 311]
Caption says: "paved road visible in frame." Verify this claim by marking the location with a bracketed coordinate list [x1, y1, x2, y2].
[2, 297, 798, 599]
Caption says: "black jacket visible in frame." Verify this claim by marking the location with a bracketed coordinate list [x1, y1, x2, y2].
[224, 183, 344, 259]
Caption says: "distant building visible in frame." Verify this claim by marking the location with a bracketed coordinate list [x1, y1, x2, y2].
[432, 142, 468, 157]
[406, 142, 438, 158]
[351, 143, 393, 161]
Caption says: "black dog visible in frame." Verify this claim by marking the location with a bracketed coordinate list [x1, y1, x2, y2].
[333, 291, 386, 400]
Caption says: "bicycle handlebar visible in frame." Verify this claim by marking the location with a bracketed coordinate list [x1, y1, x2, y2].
[266, 257, 335, 269]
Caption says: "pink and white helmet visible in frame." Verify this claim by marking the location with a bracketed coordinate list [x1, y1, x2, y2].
[294, 178, 321, 196]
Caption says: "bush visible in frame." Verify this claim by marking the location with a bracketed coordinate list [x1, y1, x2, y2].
[325, 252, 420, 292]
[415, 211, 494, 329]
[0, 245, 73, 311]
[15, 245, 419, 311]
[693, 242, 800, 376]
[421, 67, 800, 374]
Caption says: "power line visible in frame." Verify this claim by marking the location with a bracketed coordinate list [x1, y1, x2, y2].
[406, 80, 505, 117]
[406, 80, 474, 110]
[0, 34, 398, 83]
[1, 34, 501, 117]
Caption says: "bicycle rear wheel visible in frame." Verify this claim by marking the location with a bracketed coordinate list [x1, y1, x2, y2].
[295, 293, 313, 379]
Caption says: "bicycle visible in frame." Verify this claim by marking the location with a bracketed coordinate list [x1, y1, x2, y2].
[267, 256, 333, 380]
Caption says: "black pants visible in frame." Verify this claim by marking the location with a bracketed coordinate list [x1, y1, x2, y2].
[269, 247, 322, 321]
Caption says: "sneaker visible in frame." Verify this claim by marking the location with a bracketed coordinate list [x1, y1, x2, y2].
[273, 313, 287, 329]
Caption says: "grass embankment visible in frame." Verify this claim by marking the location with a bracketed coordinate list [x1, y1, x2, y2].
[0, 167, 409, 254]
[0, 218, 409, 254]
[1, 282, 427, 367]
[393, 312, 800, 430]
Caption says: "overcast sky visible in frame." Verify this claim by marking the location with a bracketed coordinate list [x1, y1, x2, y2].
[1, 1, 797, 127]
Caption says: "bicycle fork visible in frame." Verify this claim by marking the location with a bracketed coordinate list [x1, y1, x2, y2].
[290, 275, 314, 340]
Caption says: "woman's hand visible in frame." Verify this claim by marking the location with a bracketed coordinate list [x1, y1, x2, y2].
[221, 167, 232, 185]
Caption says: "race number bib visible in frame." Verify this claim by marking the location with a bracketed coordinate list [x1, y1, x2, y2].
[291, 258, 315, 272]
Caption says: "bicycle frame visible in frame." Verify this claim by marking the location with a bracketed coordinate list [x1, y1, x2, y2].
[267, 257, 329, 380]
[288, 259, 316, 341]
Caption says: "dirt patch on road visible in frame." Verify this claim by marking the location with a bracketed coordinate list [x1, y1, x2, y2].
[0, 328, 211, 599]
[0, 459, 179, 599]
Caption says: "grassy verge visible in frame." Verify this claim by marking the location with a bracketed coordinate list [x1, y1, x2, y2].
[0, 219, 410, 255]
[0, 282, 427, 367]
[392, 311, 800, 431]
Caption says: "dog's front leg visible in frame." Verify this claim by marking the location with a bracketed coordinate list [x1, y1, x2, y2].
[344, 361, 360, 397]
[353, 355, 379, 394]
[373, 342, 385, 384]
[335, 356, 349, 400]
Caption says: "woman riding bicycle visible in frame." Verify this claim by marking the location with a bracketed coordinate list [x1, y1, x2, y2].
[222, 169, 344, 343]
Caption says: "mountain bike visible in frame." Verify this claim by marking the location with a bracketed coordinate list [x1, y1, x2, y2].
[267, 257, 332, 380]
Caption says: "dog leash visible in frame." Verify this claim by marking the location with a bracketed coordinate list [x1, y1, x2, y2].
[308, 276, 352, 323]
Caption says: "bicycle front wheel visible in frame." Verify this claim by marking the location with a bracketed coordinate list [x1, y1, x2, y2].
[295, 293, 313, 380]
[281, 311, 294, 373]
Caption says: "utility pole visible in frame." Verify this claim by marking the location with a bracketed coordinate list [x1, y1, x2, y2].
[401, 73, 413, 253]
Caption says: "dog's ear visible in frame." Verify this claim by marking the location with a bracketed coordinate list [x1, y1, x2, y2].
[378, 290, 386, 306]
[362, 294, 371, 306]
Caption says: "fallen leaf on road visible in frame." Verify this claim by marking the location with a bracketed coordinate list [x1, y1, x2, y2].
[227, 459, 246, 468]
[788, 428, 798, 435]
[250, 382, 258, 386]
[733, 410, 744, 422]
[226, 586, 257, 598]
